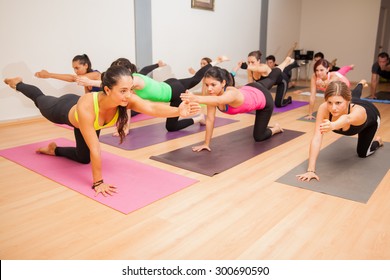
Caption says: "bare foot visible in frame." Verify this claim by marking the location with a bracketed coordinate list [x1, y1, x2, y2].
[4, 77, 22, 89]
[358, 79, 368, 87]
[375, 136, 384, 147]
[271, 123, 284, 135]
[193, 113, 206, 125]
[36, 142, 57, 156]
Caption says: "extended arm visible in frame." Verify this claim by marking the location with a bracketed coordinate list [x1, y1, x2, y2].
[128, 93, 200, 118]
[35, 70, 77, 82]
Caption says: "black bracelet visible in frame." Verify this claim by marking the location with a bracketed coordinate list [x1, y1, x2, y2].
[92, 179, 104, 189]
[307, 170, 316, 174]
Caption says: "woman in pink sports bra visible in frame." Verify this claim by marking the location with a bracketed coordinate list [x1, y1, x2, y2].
[306, 59, 354, 120]
[180, 66, 283, 152]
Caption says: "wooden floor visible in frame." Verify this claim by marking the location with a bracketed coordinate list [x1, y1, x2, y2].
[1, 81, 389, 260]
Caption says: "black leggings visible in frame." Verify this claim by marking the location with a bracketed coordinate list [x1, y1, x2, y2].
[164, 64, 212, 131]
[15, 82, 99, 164]
[258, 68, 291, 108]
[245, 82, 274, 141]
[337, 83, 381, 158]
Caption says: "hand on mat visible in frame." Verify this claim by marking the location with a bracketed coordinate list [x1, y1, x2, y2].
[178, 100, 201, 117]
[304, 114, 316, 120]
[296, 171, 319, 182]
[94, 183, 118, 197]
[319, 119, 334, 134]
[192, 144, 211, 152]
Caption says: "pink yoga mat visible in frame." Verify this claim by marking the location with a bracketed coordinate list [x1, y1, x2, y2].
[0, 138, 198, 214]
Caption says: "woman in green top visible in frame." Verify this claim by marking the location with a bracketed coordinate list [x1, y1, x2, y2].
[79, 56, 229, 132]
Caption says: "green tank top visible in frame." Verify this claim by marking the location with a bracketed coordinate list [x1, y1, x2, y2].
[133, 73, 172, 102]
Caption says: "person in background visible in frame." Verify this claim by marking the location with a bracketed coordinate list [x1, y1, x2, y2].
[35, 54, 101, 93]
[188, 57, 212, 75]
[313, 52, 339, 72]
[306, 59, 354, 120]
[369, 52, 390, 99]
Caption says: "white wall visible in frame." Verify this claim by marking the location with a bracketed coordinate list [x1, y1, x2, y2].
[0, 0, 136, 122]
[267, 0, 302, 60]
[298, 0, 381, 81]
[151, 0, 262, 87]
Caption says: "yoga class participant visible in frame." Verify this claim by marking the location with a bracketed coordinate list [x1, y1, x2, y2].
[35, 54, 101, 93]
[188, 57, 212, 75]
[369, 52, 390, 99]
[180, 66, 283, 152]
[77, 57, 168, 136]
[296, 80, 383, 182]
[246, 55, 296, 107]
[4, 66, 200, 197]
[78, 56, 229, 132]
[306, 59, 354, 120]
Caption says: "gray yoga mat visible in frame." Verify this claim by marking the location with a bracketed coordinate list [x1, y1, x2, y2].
[150, 127, 304, 176]
[276, 137, 390, 203]
[297, 111, 317, 122]
[100, 117, 238, 150]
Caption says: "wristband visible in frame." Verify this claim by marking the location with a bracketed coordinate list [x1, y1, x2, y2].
[92, 179, 104, 189]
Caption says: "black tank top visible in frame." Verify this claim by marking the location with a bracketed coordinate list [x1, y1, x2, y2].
[330, 103, 367, 136]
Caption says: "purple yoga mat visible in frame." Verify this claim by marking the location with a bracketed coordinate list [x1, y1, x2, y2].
[0, 138, 198, 214]
[55, 113, 154, 130]
[151, 127, 305, 176]
[247, 100, 308, 115]
[100, 117, 238, 150]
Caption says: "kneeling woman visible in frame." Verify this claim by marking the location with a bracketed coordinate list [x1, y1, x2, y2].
[296, 80, 383, 182]
[180, 66, 283, 152]
[4, 66, 200, 196]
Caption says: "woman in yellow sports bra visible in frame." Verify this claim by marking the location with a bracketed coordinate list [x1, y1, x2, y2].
[4, 66, 200, 197]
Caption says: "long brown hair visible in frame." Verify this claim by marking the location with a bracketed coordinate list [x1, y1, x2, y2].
[100, 65, 131, 143]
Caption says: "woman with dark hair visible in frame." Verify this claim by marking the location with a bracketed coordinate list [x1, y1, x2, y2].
[180, 66, 283, 152]
[296, 80, 383, 182]
[246, 52, 296, 107]
[4, 66, 200, 196]
[35, 54, 101, 93]
[78, 56, 229, 132]
[306, 58, 354, 120]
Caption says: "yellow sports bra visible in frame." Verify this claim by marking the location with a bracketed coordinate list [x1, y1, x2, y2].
[75, 92, 119, 130]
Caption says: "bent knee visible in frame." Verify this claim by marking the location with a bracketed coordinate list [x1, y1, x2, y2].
[78, 158, 91, 164]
